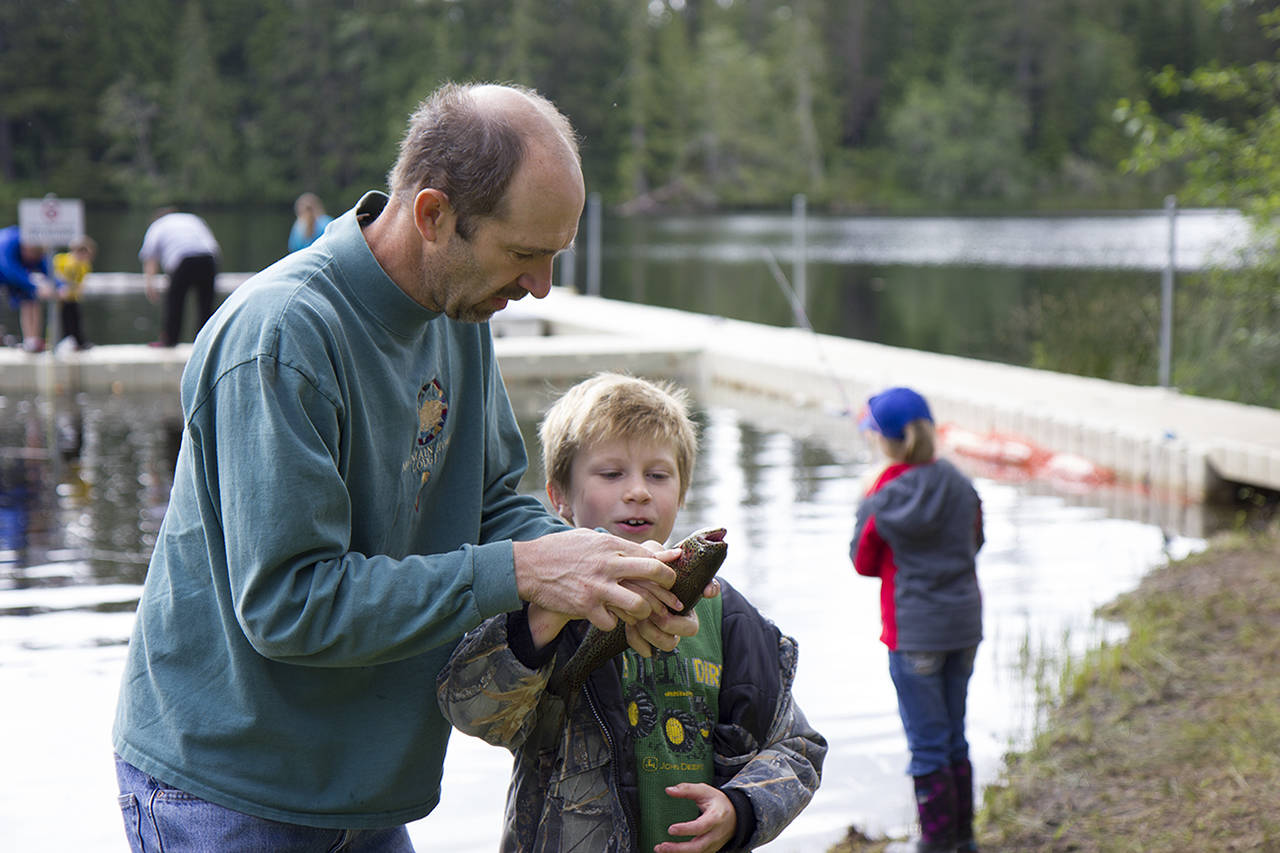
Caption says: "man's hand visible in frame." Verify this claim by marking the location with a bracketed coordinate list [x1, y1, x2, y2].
[513, 528, 681, 632]
[654, 783, 737, 853]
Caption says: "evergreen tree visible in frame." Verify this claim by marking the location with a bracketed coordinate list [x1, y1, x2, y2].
[160, 2, 238, 202]
[0, 0, 1274, 212]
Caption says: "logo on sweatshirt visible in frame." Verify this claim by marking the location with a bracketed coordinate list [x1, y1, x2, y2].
[405, 378, 450, 511]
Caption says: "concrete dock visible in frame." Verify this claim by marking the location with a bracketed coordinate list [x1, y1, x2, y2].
[500, 290, 1280, 505]
[2, 286, 1278, 507]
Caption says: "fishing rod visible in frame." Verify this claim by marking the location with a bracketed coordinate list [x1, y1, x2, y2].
[760, 247, 858, 419]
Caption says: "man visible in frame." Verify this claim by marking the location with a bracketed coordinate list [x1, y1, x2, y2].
[0, 224, 53, 352]
[113, 82, 697, 852]
[137, 207, 220, 346]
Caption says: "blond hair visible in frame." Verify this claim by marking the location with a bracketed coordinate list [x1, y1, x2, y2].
[879, 418, 937, 465]
[540, 373, 698, 503]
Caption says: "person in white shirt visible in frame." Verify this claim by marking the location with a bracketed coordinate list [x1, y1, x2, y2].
[138, 208, 221, 346]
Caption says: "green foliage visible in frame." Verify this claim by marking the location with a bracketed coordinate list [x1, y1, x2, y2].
[1172, 266, 1280, 405]
[97, 74, 166, 205]
[162, 3, 238, 202]
[1027, 274, 1161, 385]
[1114, 1, 1280, 405]
[0, 0, 1272, 212]
[887, 70, 1033, 204]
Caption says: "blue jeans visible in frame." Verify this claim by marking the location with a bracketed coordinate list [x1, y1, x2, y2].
[888, 647, 977, 777]
[115, 755, 416, 853]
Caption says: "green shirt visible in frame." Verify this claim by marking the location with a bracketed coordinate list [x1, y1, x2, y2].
[622, 593, 723, 850]
[113, 192, 563, 828]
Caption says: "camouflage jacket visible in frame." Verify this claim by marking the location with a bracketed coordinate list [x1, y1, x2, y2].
[436, 581, 826, 852]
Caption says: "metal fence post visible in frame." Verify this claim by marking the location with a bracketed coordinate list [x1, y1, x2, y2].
[792, 193, 807, 326]
[586, 192, 602, 297]
[1159, 195, 1176, 388]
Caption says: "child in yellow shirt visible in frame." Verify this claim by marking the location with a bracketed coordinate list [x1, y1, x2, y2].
[52, 235, 96, 350]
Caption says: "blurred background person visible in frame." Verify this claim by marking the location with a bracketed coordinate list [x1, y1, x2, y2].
[0, 224, 54, 353]
[138, 207, 220, 347]
[53, 234, 97, 351]
[288, 192, 332, 253]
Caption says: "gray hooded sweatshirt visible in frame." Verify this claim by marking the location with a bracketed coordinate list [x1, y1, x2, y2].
[851, 459, 983, 651]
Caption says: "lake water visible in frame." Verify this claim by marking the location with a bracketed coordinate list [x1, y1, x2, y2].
[0, 383, 1209, 852]
[7, 206, 1250, 390]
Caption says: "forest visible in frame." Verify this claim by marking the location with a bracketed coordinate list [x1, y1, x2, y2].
[1, 0, 1276, 214]
[5, 0, 1280, 406]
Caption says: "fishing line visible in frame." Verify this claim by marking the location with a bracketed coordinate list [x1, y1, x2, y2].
[761, 247, 857, 418]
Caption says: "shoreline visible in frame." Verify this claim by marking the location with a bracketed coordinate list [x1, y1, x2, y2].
[829, 522, 1280, 852]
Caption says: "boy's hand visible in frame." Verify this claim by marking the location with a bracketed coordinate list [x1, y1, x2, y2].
[525, 603, 571, 650]
[623, 596, 698, 658]
[621, 538, 707, 657]
[654, 783, 736, 853]
[512, 528, 678, 632]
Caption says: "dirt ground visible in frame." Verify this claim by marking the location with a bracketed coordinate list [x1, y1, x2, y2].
[828, 527, 1280, 853]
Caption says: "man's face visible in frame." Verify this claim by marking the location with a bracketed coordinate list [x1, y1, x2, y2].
[425, 148, 585, 324]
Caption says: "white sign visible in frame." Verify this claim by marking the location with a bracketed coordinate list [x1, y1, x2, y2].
[18, 196, 85, 248]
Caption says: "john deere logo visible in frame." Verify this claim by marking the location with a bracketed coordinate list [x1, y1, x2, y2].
[641, 756, 659, 773]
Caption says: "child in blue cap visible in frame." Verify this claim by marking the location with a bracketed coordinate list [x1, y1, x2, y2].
[851, 386, 985, 852]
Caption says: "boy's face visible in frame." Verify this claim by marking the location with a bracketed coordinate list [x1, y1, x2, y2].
[549, 437, 682, 545]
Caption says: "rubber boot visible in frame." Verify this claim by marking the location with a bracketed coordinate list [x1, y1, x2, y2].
[952, 759, 979, 852]
[886, 768, 957, 853]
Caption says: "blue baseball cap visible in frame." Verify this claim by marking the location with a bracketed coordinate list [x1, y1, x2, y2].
[859, 387, 933, 440]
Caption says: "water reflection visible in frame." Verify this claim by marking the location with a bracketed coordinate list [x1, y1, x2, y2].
[0, 392, 182, 590]
[1, 389, 1209, 851]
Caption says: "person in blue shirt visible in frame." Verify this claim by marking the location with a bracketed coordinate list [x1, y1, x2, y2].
[0, 225, 53, 352]
[112, 82, 699, 853]
[288, 192, 333, 252]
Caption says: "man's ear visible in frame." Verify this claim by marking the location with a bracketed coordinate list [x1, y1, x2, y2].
[412, 189, 454, 244]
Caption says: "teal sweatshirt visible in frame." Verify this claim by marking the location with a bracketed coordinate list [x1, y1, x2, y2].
[113, 192, 565, 828]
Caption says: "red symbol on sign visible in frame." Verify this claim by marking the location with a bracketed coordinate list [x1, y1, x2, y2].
[42, 200, 60, 221]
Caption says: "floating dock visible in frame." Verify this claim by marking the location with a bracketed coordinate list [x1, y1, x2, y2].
[2, 284, 1277, 510]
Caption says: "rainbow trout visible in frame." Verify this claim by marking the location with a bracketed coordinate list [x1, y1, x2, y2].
[547, 527, 728, 699]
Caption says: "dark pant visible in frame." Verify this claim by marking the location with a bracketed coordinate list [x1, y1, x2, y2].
[162, 254, 217, 346]
[61, 300, 86, 347]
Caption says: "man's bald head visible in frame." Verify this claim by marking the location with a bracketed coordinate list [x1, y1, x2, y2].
[387, 82, 581, 239]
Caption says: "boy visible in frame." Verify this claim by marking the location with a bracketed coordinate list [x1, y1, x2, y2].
[53, 235, 97, 350]
[438, 372, 826, 853]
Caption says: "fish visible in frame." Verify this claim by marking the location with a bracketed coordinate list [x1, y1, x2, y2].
[547, 527, 728, 699]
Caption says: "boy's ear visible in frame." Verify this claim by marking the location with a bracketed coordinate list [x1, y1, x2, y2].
[546, 481, 572, 524]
